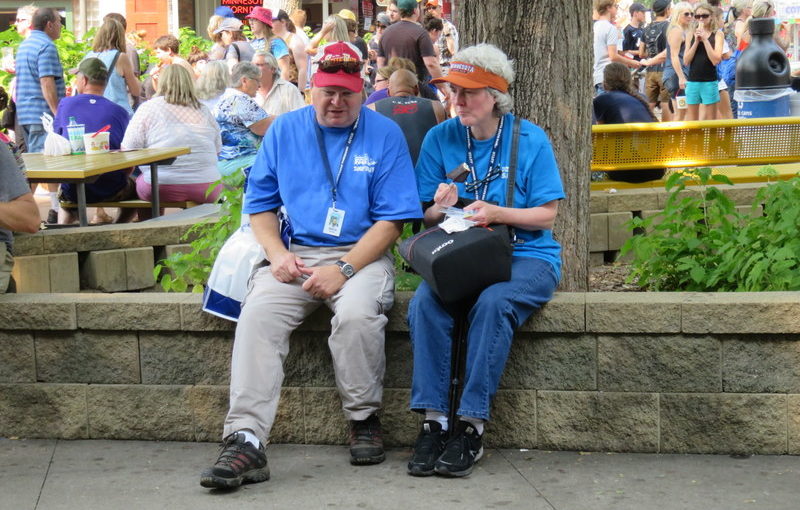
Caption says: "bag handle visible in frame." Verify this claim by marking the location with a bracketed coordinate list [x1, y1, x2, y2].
[505, 115, 521, 208]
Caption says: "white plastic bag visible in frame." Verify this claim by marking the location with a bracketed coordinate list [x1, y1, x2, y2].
[202, 224, 266, 322]
[40, 112, 71, 156]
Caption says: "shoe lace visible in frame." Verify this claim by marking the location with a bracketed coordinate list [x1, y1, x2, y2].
[215, 434, 251, 467]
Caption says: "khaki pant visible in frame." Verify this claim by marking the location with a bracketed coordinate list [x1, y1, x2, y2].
[223, 244, 396, 443]
[0, 244, 13, 294]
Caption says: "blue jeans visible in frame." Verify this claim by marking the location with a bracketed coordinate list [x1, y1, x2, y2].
[22, 124, 46, 153]
[408, 256, 559, 420]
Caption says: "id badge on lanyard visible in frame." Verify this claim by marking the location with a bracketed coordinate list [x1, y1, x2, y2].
[314, 116, 359, 237]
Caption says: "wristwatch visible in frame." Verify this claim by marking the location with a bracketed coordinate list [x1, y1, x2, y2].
[336, 260, 356, 279]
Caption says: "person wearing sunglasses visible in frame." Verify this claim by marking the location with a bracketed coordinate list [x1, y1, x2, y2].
[683, 3, 724, 120]
[663, 2, 694, 120]
[200, 41, 422, 489]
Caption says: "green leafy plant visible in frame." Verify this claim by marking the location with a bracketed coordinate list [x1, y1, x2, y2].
[153, 171, 245, 292]
[178, 27, 211, 56]
[394, 222, 422, 291]
[620, 167, 800, 291]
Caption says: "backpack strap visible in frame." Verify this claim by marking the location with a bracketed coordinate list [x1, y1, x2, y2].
[108, 50, 121, 76]
[505, 115, 522, 208]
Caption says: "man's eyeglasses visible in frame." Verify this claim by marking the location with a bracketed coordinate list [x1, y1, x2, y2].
[318, 59, 362, 74]
[694, 13, 710, 19]
[15, 18, 29, 23]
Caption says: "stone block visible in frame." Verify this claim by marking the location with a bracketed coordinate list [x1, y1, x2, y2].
[660, 393, 786, 454]
[48, 253, 79, 293]
[0, 332, 35, 382]
[0, 383, 87, 439]
[589, 193, 608, 213]
[187, 385, 228, 442]
[501, 335, 596, 390]
[681, 292, 800, 334]
[10, 254, 50, 293]
[723, 336, 800, 393]
[789, 395, 800, 455]
[590, 213, 609, 252]
[162, 244, 192, 260]
[639, 209, 664, 233]
[485, 390, 536, 448]
[524, 293, 586, 333]
[295, 306, 333, 332]
[735, 204, 762, 219]
[269, 387, 305, 444]
[537, 391, 659, 452]
[607, 212, 633, 251]
[41, 227, 119, 254]
[283, 332, 335, 387]
[657, 186, 701, 209]
[80, 249, 127, 292]
[589, 252, 605, 267]
[140, 332, 231, 385]
[384, 333, 413, 388]
[381, 388, 419, 447]
[76, 293, 183, 330]
[125, 247, 155, 290]
[0, 294, 76, 330]
[114, 223, 184, 249]
[586, 293, 681, 333]
[722, 183, 763, 206]
[598, 335, 721, 392]
[35, 331, 140, 384]
[302, 387, 348, 444]
[11, 232, 43, 256]
[386, 292, 411, 333]
[87, 385, 194, 440]
[607, 190, 660, 213]
[180, 296, 235, 331]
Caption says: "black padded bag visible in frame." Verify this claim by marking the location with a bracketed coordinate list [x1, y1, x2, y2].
[399, 117, 522, 305]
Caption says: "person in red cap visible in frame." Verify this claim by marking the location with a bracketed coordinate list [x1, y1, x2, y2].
[245, 6, 292, 81]
[407, 44, 564, 478]
[200, 41, 423, 489]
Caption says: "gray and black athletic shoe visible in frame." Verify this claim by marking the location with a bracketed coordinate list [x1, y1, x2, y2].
[407, 420, 447, 477]
[349, 413, 386, 465]
[200, 432, 269, 489]
[434, 420, 483, 477]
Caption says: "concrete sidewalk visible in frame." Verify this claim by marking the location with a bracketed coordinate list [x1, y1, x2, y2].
[2, 439, 798, 510]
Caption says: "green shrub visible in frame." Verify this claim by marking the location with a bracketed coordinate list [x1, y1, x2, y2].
[620, 167, 800, 291]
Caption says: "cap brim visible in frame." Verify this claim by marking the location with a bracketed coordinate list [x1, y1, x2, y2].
[430, 74, 489, 90]
[313, 71, 363, 93]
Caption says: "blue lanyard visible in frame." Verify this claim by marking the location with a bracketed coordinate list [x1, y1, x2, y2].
[314, 116, 360, 208]
[465, 115, 505, 201]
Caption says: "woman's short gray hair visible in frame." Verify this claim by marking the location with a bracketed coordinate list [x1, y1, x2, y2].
[253, 50, 280, 79]
[231, 61, 261, 87]
[195, 60, 229, 100]
[452, 44, 515, 116]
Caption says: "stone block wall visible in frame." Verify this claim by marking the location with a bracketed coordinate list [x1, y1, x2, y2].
[1, 291, 799, 454]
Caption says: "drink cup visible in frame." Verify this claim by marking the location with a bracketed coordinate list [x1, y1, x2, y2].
[83, 132, 110, 154]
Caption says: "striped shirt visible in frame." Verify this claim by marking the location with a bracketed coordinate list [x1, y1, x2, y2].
[15, 30, 65, 125]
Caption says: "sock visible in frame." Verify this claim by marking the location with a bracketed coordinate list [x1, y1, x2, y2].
[425, 410, 448, 431]
[49, 192, 59, 210]
[461, 416, 485, 435]
[238, 429, 260, 448]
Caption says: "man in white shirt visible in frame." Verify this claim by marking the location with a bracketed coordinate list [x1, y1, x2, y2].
[252, 50, 305, 116]
[593, 0, 643, 95]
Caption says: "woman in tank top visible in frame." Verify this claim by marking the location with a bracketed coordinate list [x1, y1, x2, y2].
[84, 18, 140, 116]
[684, 3, 724, 121]
[663, 2, 693, 121]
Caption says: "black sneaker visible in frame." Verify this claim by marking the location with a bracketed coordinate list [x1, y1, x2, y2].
[46, 209, 58, 224]
[407, 420, 447, 477]
[434, 420, 484, 477]
[349, 413, 386, 465]
[200, 432, 270, 489]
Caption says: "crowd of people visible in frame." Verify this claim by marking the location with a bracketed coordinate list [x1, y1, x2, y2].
[593, 0, 793, 128]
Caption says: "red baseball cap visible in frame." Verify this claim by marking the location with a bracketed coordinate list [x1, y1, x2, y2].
[246, 7, 273, 27]
[312, 42, 364, 93]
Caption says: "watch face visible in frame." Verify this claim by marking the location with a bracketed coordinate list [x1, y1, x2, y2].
[342, 264, 355, 278]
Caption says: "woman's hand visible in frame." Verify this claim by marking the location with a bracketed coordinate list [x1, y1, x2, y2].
[464, 200, 502, 227]
[433, 182, 458, 209]
[679, 76, 687, 90]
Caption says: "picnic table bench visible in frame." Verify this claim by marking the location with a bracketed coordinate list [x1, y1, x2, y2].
[591, 116, 800, 191]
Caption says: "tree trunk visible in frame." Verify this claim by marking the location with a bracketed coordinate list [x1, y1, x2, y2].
[456, 0, 591, 291]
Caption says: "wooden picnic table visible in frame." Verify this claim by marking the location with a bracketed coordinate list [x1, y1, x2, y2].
[22, 147, 191, 227]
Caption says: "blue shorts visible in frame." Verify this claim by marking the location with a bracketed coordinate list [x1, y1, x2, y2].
[685, 81, 720, 105]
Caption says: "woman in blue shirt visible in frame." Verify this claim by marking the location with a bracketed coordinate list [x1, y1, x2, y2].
[407, 44, 564, 478]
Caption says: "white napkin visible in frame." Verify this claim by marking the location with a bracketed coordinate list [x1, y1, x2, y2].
[440, 215, 476, 234]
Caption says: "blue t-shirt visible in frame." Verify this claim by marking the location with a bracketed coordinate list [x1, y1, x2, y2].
[245, 105, 423, 247]
[53, 94, 131, 202]
[15, 30, 66, 125]
[250, 37, 289, 60]
[415, 113, 565, 277]
[593, 91, 654, 124]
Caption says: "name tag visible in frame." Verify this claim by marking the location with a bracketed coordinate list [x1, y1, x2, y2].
[323, 207, 345, 237]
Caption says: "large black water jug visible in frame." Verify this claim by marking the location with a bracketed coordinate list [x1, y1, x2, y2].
[736, 18, 791, 90]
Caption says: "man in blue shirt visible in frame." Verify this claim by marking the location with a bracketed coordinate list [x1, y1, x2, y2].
[15, 7, 65, 153]
[53, 58, 135, 224]
[200, 42, 422, 490]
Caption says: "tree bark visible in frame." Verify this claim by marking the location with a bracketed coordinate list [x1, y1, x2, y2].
[456, 0, 591, 291]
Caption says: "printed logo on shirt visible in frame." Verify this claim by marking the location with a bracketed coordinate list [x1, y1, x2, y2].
[500, 166, 509, 180]
[353, 153, 377, 173]
[393, 103, 418, 115]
